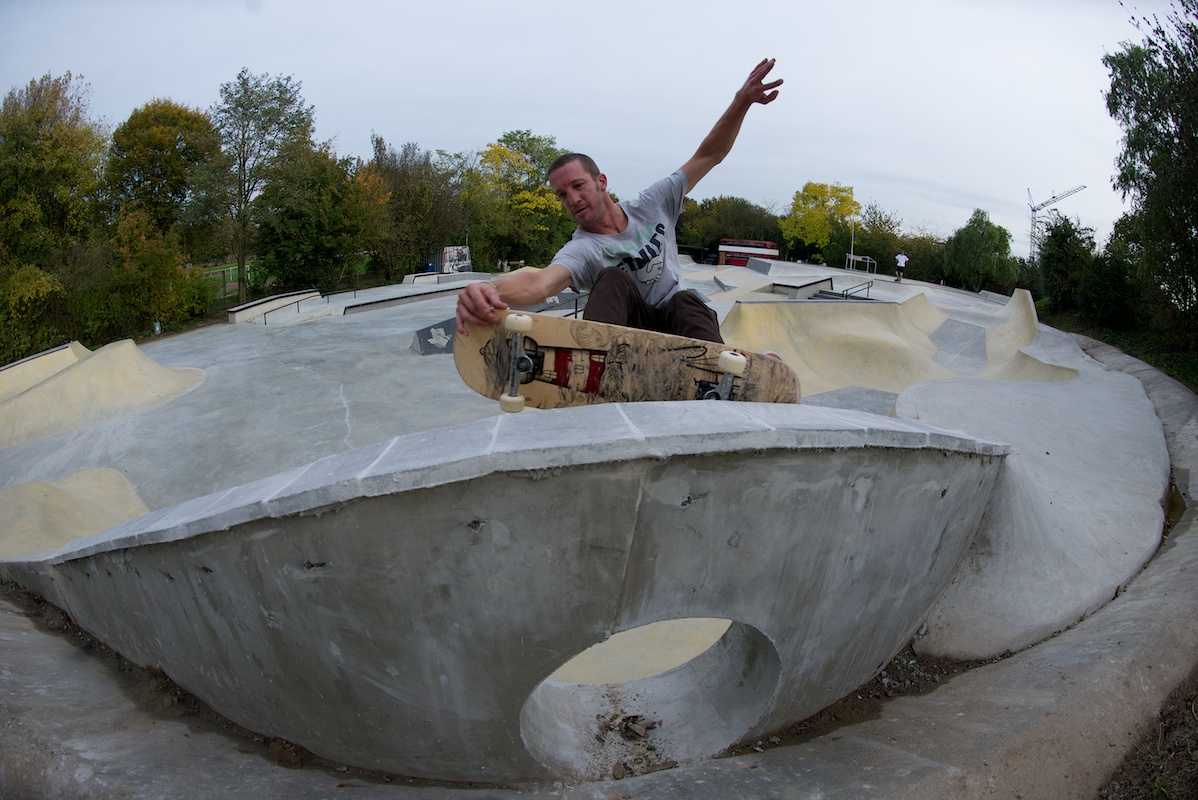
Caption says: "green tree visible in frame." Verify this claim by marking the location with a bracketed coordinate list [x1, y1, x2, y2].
[86, 208, 212, 340]
[367, 136, 465, 279]
[846, 202, 902, 272]
[1039, 214, 1096, 312]
[678, 195, 782, 253]
[441, 149, 493, 268]
[210, 68, 314, 302]
[943, 209, 1017, 292]
[497, 129, 563, 182]
[898, 230, 947, 284]
[779, 182, 861, 261]
[0, 263, 66, 364]
[105, 99, 221, 236]
[1104, 0, 1198, 340]
[177, 149, 235, 265]
[0, 72, 106, 361]
[1082, 218, 1142, 330]
[253, 140, 386, 294]
[822, 216, 856, 272]
[0, 72, 106, 269]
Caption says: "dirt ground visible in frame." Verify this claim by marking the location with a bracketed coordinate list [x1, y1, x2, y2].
[726, 643, 999, 755]
[1097, 667, 1198, 799]
[733, 643, 1198, 799]
[4, 580, 1196, 796]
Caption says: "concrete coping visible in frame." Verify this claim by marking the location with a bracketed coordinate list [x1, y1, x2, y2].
[341, 285, 466, 314]
[17, 401, 1008, 567]
[402, 271, 495, 285]
[0, 340, 76, 373]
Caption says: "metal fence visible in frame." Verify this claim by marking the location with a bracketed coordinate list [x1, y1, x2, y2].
[202, 265, 256, 299]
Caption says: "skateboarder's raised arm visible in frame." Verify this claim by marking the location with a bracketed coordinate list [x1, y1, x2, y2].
[455, 265, 573, 335]
[680, 58, 782, 193]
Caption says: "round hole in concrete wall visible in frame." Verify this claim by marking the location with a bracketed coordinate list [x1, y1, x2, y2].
[519, 618, 781, 782]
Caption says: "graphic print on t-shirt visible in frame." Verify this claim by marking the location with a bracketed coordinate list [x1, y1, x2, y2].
[604, 222, 668, 287]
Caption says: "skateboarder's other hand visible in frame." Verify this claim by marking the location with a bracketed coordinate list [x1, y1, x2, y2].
[738, 58, 783, 107]
[456, 283, 508, 335]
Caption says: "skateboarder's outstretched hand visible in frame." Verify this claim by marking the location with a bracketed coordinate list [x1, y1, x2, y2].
[736, 58, 783, 108]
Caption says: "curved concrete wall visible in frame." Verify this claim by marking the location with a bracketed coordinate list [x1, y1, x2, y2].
[0, 401, 1006, 783]
[902, 327, 1169, 659]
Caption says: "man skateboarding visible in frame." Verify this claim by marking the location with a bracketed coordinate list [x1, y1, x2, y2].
[455, 58, 783, 344]
[895, 250, 908, 282]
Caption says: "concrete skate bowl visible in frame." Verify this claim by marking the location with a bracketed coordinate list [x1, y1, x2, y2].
[0, 339, 205, 449]
[0, 401, 1006, 784]
[719, 290, 1077, 398]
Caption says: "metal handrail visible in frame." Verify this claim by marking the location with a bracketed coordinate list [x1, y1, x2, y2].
[262, 297, 306, 325]
[842, 280, 873, 299]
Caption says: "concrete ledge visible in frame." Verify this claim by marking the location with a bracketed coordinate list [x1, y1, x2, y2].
[768, 277, 834, 299]
[226, 290, 320, 323]
[402, 271, 494, 285]
[343, 284, 466, 314]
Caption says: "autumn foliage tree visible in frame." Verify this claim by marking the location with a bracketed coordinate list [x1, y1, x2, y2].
[472, 130, 571, 265]
[0, 72, 107, 361]
[105, 99, 221, 235]
[780, 181, 861, 261]
[84, 208, 211, 340]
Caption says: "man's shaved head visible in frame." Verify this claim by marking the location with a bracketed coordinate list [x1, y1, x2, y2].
[547, 153, 600, 183]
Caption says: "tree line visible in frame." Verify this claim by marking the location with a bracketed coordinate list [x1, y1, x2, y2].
[1, 2, 1194, 365]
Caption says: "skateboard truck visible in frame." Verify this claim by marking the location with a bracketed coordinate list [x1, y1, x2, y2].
[698, 350, 748, 401]
[500, 314, 535, 412]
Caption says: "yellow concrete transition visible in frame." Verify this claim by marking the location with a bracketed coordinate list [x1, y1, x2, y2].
[0, 469, 149, 559]
[0, 340, 205, 449]
[721, 295, 954, 397]
[0, 341, 92, 404]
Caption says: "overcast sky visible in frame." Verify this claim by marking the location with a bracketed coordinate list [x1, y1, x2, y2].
[0, 0, 1175, 259]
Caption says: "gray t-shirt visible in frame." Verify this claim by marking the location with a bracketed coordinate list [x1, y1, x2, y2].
[552, 170, 687, 309]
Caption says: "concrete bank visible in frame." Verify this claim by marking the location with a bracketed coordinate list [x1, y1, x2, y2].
[0, 402, 1006, 784]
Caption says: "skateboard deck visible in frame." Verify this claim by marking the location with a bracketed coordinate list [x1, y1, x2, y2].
[454, 309, 800, 411]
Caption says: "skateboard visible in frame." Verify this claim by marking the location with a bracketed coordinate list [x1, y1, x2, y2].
[454, 309, 801, 412]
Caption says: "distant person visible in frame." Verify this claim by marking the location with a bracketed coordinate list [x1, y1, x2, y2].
[895, 250, 909, 283]
[456, 59, 784, 344]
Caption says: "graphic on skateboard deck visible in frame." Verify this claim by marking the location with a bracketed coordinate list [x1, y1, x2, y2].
[454, 309, 801, 412]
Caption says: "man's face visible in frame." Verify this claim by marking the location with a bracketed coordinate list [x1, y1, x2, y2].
[549, 160, 608, 229]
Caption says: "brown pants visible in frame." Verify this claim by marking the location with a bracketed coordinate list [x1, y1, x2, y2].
[583, 268, 724, 343]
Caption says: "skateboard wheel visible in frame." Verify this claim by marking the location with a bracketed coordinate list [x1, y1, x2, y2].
[499, 392, 526, 413]
[505, 314, 533, 333]
[719, 350, 747, 376]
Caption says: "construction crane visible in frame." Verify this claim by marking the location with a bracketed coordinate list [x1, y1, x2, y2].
[1027, 185, 1085, 262]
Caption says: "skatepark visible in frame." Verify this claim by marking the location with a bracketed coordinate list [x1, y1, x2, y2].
[0, 258, 1196, 797]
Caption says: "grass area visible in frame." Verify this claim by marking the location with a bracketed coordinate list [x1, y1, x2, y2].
[1099, 665, 1198, 799]
[1040, 310, 1198, 394]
